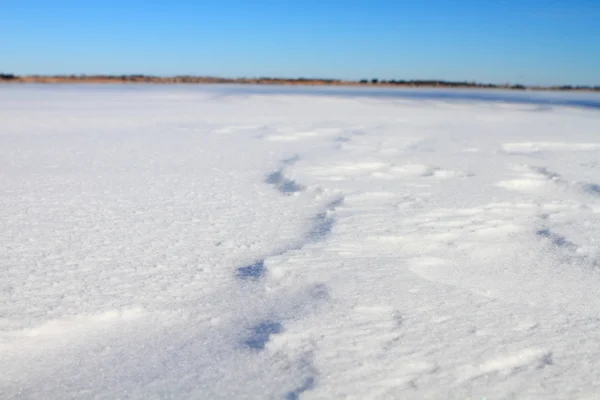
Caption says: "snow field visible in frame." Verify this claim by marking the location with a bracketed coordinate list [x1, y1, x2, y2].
[1, 86, 600, 399]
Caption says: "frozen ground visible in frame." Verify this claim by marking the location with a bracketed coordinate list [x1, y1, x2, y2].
[1, 85, 600, 399]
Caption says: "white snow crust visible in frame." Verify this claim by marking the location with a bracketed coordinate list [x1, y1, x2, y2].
[2, 85, 600, 399]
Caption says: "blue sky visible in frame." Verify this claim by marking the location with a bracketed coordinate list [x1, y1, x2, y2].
[2, 0, 599, 85]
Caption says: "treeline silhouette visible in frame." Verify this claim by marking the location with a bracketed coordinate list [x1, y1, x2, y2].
[360, 78, 527, 89]
[1, 73, 599, 91]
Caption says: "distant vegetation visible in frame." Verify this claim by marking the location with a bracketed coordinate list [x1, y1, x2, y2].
[0, 73, 598, 91]
[360, 79, 527, 90]
[0, 73, 18, 80]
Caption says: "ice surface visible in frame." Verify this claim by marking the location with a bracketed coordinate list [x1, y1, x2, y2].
[2, 85, 600, 399]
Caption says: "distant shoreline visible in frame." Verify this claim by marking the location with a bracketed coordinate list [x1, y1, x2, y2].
[1, 74, 599, 92]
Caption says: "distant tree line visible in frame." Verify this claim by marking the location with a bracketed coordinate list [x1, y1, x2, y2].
[0, 73, 18, 80]
[552, 85, 600, 91]
[1, 73, 598, 91]
[359, 78, 530, 90]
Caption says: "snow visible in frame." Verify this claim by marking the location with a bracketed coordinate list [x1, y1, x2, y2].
[2, 84, 600, 399]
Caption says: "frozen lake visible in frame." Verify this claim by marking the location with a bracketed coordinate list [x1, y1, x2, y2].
[11, 83, 600, 109]
[2, 85, 600, 399]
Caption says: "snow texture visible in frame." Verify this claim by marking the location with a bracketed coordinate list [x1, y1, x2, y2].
[2, 85, 600, 399]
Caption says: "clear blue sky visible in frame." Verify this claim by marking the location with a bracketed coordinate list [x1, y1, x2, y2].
[2, 0, 599, 85]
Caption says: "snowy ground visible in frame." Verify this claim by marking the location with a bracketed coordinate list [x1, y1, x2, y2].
[2, 85, 600, 399]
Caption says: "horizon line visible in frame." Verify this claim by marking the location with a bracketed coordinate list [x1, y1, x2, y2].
[1, 73, 599, 91]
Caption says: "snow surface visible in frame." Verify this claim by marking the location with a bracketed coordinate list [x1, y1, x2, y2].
[2, 85, 600, 399]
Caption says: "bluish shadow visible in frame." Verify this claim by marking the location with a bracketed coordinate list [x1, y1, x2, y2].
[308, 198, 343, 242]
[582, 183, 600, 196]
[309, 212, 335, 241]
[286, 377, 316, 400]
[536, 228, 576, 249]
[236, 260, 265, 280]
[244, 321, 284, 350]
[266, 170, 305, 194]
